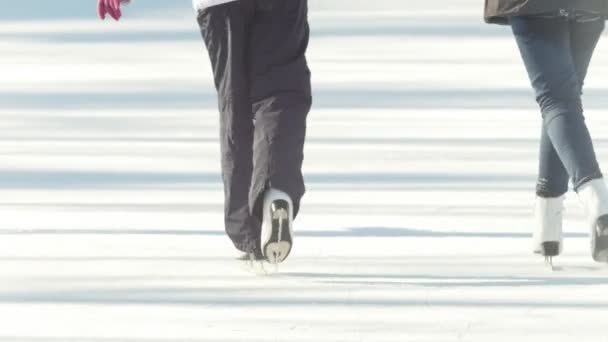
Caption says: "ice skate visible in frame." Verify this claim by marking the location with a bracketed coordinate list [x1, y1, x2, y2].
[260, 189, 294, 265]
[578, 179, 608, 262]
[533, 195, 564, 268]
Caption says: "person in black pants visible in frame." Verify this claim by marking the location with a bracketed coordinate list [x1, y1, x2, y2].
[485, 1, 608, 263]
[98, 0, 312, 264]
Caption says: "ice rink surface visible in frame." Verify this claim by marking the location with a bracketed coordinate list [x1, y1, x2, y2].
[1, 1, 608, 341]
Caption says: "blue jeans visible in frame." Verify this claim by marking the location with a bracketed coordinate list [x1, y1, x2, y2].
[510, 15, 606, 197]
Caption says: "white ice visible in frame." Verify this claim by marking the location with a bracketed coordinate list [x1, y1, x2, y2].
[1, 1, 608, 341]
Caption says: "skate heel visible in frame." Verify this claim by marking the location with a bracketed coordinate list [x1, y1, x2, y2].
[592, 215, 608, 263]
[263, 200, 292, 264]
[541, 241, 560, 257]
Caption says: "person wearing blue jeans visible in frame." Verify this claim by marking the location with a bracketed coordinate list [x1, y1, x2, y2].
[485, 2, 608, 263]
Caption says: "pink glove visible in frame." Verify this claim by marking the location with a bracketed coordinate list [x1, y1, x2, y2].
[97, 0, 131, 21]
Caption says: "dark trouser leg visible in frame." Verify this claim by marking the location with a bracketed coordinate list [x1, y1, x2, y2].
[197, 3, 260, 253]
[510, 16, 605, 195]
[247, 0, 312, 221]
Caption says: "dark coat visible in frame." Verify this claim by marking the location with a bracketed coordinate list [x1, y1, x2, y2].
[485, 0, 608, 24]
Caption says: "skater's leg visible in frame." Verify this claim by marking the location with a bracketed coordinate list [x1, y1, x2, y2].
[248, 0, 312, 221]
[197, 2, 260, 253]
[512, 15, 608, 261]
[241, 0, 312, 263]
[535, 16, 605, 197]
[566, 17, 606, 191]
[568, 18, 608, 262]
[511, 16, 603, 193]
[534, 126, 567, 257]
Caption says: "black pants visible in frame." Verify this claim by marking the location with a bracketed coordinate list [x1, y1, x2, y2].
[510, 15, 605, 197]
[197, 0, 312, 253]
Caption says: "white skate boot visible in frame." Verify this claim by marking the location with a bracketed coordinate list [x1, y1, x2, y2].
[533, 196, 564, 266]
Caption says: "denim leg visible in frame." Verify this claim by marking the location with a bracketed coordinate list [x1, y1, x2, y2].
[566, 18, 606, 190]
[511, 16, 604, 195]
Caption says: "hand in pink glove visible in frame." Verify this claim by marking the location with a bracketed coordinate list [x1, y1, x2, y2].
[97, 0, 131, 21]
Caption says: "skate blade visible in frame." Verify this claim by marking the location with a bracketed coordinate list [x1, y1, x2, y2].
[544, 256, 557, 271]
